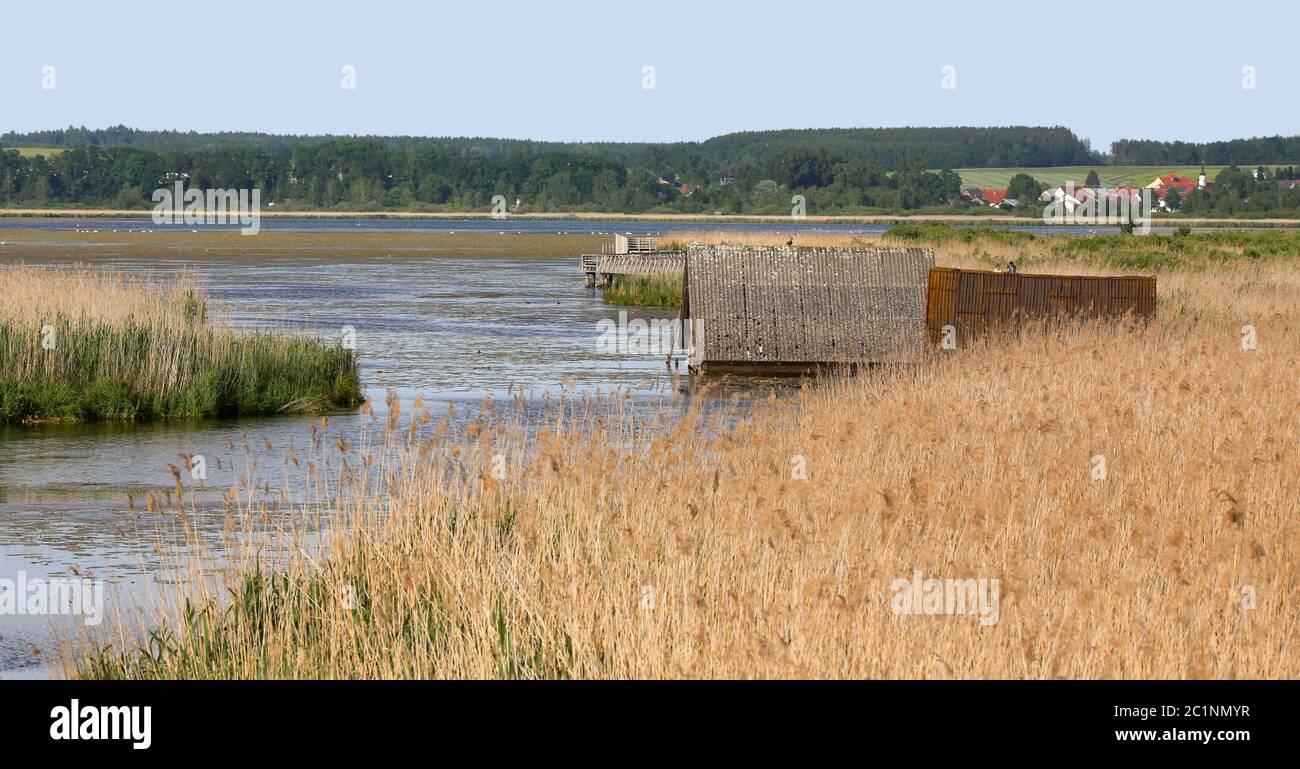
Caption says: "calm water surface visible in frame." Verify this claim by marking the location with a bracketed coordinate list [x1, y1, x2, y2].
[0, 240, 710, 675]
[0, 215, 1141, 235]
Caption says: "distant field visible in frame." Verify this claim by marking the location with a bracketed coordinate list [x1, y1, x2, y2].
[952, 165, 1296, 189]
[3, 147, 66, 158]
[950, 166, 1235, 189]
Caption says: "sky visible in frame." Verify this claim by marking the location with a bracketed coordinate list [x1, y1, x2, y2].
[1, 0, 1295, 153]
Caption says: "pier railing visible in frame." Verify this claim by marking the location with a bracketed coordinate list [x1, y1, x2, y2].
[580, 250, 683, 287]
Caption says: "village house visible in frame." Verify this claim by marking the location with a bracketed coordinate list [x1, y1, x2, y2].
[1145, 173, 1198, 193]
[1146, 172, 1203, 198]
[960, 187, 1014, 208]
[1041, 185, 1086, 212]
[982, 188, 1008, 207]
[1143, 172, 1209, 210]
[1105, 186, 1144, 206]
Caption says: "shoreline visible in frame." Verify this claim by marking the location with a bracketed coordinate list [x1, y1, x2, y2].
[2, 208, 1300, 228]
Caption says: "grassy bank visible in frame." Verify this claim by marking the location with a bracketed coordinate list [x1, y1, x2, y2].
[0, 265, 360, 423]
[602, 274, 683, 308]
[663, 225, 1300, 271]
[883, 224, 1300, 270]
[73, 254, 1297, 679]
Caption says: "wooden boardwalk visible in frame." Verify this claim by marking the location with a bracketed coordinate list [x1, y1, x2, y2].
[580, 251, 684, 287]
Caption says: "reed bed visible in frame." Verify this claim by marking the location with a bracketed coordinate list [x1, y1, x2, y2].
[0, 265, 360, 423]
[603, 274, 684, 308]
[73, 257, 1296, 679]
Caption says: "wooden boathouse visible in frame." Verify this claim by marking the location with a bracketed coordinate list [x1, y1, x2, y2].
[925, 268, 1157, 347]
[681, 245, 935, 374]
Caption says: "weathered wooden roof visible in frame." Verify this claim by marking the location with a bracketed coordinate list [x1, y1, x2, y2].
[683, 245, 934, 371]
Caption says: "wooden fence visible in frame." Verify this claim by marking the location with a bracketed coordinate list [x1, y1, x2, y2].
[925, 267, 1157, 346]
[683, 245, 934, 373]
[596, 252, 684, 277]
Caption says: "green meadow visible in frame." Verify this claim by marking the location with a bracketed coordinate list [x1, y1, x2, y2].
[949, 166, 1238, 189]
[4, 146, 67, 158]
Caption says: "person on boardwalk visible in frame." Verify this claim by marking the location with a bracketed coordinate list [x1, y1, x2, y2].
[1006, 260, 1019, 274]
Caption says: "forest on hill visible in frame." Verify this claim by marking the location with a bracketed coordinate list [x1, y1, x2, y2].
[1, 126, 1296, 215]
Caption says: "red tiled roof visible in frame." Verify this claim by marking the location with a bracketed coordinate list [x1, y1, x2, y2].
[983, 188, 1007, 206]
[1157, 173, 1197, 192]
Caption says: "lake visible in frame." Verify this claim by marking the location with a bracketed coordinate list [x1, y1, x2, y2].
[0, 233, 715, 676]
[0, 215, 1240, 675]
[0, 215, 1144, 236]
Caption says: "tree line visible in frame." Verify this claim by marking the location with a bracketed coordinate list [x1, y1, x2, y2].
[1, 125, 1099, 169]
[1, 125, 1296, 215]
[0, 141, 967, 214]
[1110, 135, 1300, 165]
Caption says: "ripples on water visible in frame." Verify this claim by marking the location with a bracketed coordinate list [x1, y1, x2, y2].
[0, 238, 792, 675]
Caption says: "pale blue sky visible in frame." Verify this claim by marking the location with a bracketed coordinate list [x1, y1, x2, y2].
[1, 0, 1294, 152]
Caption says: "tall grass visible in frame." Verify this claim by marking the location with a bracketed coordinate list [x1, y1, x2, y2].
[72, 257, 1297, 679]
[0, 265, 360, 423]
[603, 274, 683, 308]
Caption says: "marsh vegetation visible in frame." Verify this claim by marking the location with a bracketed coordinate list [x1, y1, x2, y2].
[73, 240, 1297, 679]
[0, 265, 360, 423]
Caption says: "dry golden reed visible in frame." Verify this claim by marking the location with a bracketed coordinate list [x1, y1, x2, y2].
[76, 258, 1297, 680]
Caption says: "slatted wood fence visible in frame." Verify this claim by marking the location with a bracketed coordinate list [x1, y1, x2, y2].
[925, 267, 1157, 346]
[683, 246, 934, 373]
[596, 252, 685, 277]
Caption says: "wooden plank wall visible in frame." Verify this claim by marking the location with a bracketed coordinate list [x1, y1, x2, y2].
[925, 267, 1157, 346]
[684, 246, 934, 369]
